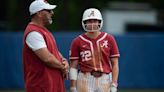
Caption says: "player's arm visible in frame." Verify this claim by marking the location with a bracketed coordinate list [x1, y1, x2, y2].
[26, 31, 65, 70]
[110, 57, 119, 92]
[111, 57, 119, 85]
[70, 60, 78, 92]
[69, 38, 79, 92]
[109, 35, 120, 88]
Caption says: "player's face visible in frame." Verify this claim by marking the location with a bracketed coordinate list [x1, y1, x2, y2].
[40, 9, 54, 25]
[85, 19, 100, 32]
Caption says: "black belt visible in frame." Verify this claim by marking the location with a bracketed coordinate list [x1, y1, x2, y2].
[81, 71, 109, 78]
[91, 71, 103, 77]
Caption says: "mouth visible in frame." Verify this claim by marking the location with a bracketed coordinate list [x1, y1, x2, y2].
[47, 16, 52, 21]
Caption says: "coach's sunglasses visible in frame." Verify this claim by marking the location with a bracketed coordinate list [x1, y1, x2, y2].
[42, 9, 53, 13]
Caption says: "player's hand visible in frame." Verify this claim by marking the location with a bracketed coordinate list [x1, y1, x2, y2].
[110, 82, 117, 92]
[110, 86, 117, 92]
[70, 87, 77, 92]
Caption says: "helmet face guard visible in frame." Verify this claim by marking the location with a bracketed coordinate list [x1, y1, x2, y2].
[82, 8, 103, 32]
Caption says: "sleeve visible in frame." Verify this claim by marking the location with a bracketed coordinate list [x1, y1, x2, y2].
[109, 35, 120, 58]
[26, 31, 47, 51]
[69, 38, 80, 60]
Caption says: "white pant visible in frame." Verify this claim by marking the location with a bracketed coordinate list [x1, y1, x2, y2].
[77, 72, 112, 92]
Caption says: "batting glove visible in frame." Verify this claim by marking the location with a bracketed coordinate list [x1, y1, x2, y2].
[110, 82, 118, 92]
[70, 87, 77, 92]
[110, 86, 117, 92]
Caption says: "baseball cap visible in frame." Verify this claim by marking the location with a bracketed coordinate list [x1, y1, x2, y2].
[29, 0, 56, 15]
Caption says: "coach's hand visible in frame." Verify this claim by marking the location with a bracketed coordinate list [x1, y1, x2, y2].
[62, 58, 69, 69]
[70, 87, 77, 92]
[62, 58, 69, 79]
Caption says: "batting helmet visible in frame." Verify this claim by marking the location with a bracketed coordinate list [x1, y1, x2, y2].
[82, 8, 103, 32]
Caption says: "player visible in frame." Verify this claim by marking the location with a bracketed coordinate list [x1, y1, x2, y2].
[23, 0, 69, 92]
[69, 8, 120, 92]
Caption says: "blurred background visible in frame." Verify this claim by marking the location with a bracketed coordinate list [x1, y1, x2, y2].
[0, 0, 164, 92]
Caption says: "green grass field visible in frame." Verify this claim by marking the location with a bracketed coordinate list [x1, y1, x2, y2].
[0, 89, 164, 92]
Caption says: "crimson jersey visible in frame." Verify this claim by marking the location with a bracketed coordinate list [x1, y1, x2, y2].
[70, 32, 120, 73]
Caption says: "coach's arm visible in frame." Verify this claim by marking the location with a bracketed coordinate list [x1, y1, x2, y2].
[34, 48, 66, 70]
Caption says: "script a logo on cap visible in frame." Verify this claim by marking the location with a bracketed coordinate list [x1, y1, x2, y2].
[88, 11, 94, 17]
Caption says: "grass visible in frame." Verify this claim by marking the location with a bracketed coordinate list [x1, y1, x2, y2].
[118, 89, 164, 92]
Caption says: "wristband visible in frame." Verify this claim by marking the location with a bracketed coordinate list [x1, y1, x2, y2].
[70, 87, 76, 91]
[112, 81, 118, 87]
[70, 67, 78, 80]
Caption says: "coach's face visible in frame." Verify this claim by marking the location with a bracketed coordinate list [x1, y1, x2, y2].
[39, 9, 54, 25]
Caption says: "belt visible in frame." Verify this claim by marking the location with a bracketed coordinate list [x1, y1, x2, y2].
[81, 71, 109, 78]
